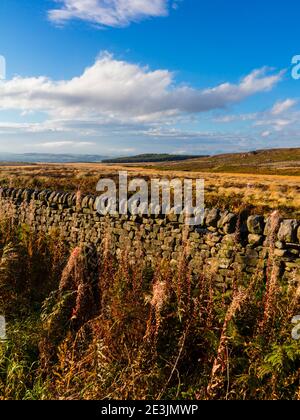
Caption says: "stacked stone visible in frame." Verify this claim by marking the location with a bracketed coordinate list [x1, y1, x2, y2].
[0, 188, 299, 286]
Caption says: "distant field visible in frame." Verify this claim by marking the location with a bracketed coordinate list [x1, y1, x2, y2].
[0, 161, 299, 218]
[0, 162, 36, 167]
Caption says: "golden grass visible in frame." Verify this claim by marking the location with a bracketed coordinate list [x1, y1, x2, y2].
[0, 163, 299, 217]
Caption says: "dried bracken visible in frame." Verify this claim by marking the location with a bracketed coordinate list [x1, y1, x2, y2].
[207, 289, 248, 399]
[59, 246, 82, 292]
[0, 205, 300, 400]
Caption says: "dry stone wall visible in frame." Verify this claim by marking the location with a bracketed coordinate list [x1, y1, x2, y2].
[1, 187, 299, 286]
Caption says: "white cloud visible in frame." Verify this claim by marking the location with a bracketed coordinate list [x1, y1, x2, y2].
[214, 113, 257, 123]
[0, 54, 284, 123]
[141, 127, 235, 140]
[0, 55, 288, 154]
[271, 98, 297, 115]
[171, 0, 182, 10]
[48, 0, 169, 27]
[214, 97, 300, 138]
[255, 118, 292, 130]
[261, 130, 271, 138]
[0, 120, 72, 134]
[35, 141, 96, 148]
[250, 98, 300, 136]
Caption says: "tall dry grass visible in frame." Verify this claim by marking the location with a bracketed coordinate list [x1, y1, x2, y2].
[0, 206, 299, 400]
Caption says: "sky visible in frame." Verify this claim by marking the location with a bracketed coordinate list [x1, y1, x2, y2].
[0, 0, 299, 156]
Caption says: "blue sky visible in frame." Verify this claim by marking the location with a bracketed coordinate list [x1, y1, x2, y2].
[0, 0, 299, 155]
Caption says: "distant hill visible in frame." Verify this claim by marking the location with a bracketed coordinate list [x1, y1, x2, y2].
[1, 149, 299, 175]
[152, 148, 300, 176]
[102, 154, 208, 164]
[0, 153, 108, 163]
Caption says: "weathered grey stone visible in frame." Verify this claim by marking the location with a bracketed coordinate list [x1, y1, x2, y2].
[223, 213, 237, 234]
[218, 211, 237, 233]
[53, 193, 61, 203]
[247, 215, 265, 234]
[221, 234, 236, 246]
[285, 261, 299, 269]
[66, 193, 74, 207]
[23, 189, 34, 202]
[167, 212, 178, 222]
[235, 255, 258, 267]
[81, 195, 90, 208]
[48, 191, 57, 203]
[248, 234, 263, 246]
[16, 189, 24, 200]
[218, 258, 231, 269]
[206, 208, 220, 227]
[207, 226, 217, 232]
[274, 249, 287, 257]
[218, 249, 234, 258]
[278, 220, 298, 243]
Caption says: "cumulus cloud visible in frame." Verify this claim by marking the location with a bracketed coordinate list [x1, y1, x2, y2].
[0, 54, 287, 154]
[0, 54, 284, 123]
[48, 0, 169, 27]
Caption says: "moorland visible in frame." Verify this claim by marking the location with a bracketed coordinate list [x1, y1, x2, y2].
[0, 147, 299, 400]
